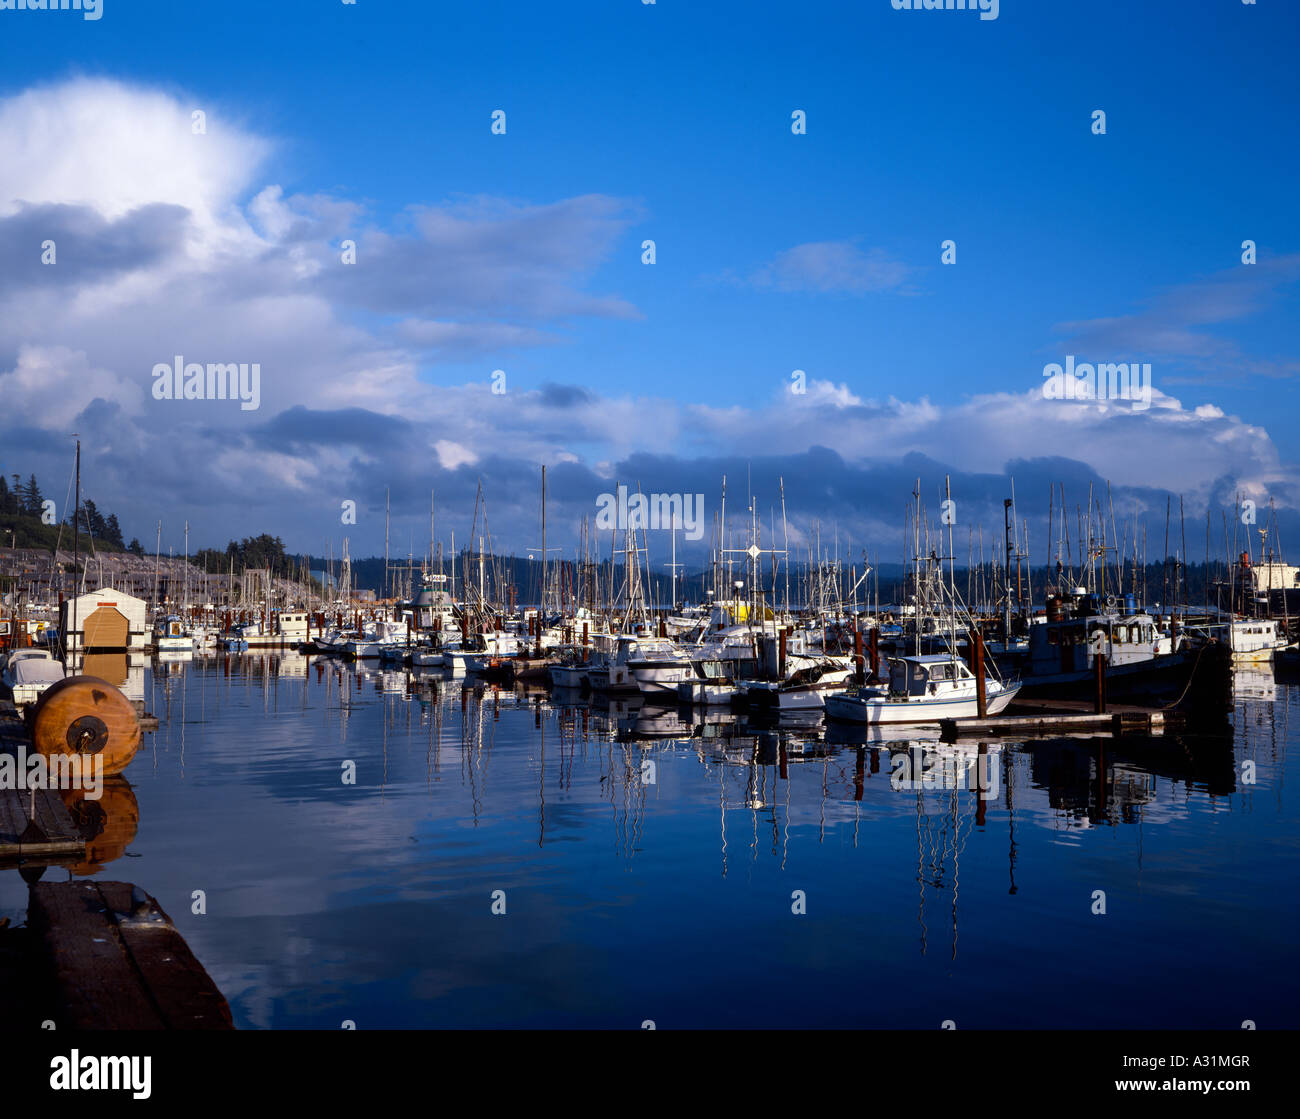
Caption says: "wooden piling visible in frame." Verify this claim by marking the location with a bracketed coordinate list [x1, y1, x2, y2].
[1094, 652, 1107, 714]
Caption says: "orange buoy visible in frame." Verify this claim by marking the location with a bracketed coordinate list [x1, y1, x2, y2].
[30, 675, 141, 777]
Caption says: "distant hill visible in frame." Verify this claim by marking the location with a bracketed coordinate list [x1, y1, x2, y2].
[0, 510, 125, 554]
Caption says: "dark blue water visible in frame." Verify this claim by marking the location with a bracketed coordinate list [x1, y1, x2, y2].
[4, 654, 1295, 1029]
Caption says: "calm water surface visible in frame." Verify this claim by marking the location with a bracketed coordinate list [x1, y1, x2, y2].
[4, 653, 1296, 1029]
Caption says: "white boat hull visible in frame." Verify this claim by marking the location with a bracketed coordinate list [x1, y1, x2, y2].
[548, 664, 588, 687]
[825, 682, 1021, 724]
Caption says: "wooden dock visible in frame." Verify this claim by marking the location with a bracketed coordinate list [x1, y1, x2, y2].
[28, 880, 234, 1030]
[3, 692, 231, 1029]
[0, 700, 86, 869]
[941, 699, 1178, 740]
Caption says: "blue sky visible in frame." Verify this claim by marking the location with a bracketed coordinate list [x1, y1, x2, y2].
[1, 0, 1298, 564]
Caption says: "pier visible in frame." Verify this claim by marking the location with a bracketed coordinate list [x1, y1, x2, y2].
[1, 698, 232, 1029]
[0, 699, 86, 868]
[29, 881, 233, 1030]
[941, 699, 1176, 740]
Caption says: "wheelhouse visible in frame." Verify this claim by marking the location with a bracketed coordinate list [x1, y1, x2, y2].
[888, 654, 974, 697]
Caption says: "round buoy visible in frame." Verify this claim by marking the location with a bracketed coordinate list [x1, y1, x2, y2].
[60, 778, 139, 875]
[30, 675, 141, 777]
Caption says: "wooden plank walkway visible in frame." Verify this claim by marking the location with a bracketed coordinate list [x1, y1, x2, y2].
[28, 881, 234, 1030]
[0, 699, 86, 867]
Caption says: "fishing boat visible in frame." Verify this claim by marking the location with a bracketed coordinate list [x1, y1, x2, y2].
[411, 645, 447, 668]
[311, 627, 351, 655]
[1226, 618, 1288, 661]
[627, 637, 694, 696]
[677, 658, 744, 706]
[344, 618, 410, 659]
[744, 654, 855, 712]
[586, 634, 642, 694]
[1017, 589, 1199, 697]
[824, 654, 1020, 724]
[153, 614, 192, 652]
[547, 645, 592, 688]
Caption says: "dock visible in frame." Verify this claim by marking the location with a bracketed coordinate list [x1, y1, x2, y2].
[28, 880, 234, 1030]
[0, 699, 87, 869]
[2, 694, 232, 1029]
[941, 699, 1178, 740]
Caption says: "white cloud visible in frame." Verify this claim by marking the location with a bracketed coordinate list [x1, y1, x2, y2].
[0, 77, 1295, 556]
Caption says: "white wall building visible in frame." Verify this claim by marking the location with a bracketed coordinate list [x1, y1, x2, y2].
[60, 588, 149, 652]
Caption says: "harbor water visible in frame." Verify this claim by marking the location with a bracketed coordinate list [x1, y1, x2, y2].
[3, 652, 1295, 1029]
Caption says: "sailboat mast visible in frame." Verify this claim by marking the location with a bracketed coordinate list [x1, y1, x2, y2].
[541, 464, 547, 618]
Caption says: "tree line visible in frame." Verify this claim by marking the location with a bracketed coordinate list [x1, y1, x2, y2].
[0, 471, 144, 554]
[193, 534, 296, 577]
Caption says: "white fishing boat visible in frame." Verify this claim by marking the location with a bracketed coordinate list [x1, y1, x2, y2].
[189, 624, 219, 647]
[627, 637, 694, 695]
[747, 654, 855, 712]
[1226, 618, 1287, 661]
[441, 647, 478, 670]
[1, 647, 67, 707]
[311, 627, 351, 654]
[586, 634, 641, 693]
[824, 654, 1020, 724]
[153, 614, 192, 652]
[677, 659, 744, 706]
[411, 646, 446, 668]
[547, 649, 592, 688]
[344, 618, 410, 659]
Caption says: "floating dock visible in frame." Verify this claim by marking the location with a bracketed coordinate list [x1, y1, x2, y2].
[0, 699, 86, 868]
[941, 699, 1178, 740]
[29, 880, 234, 1030]
[2, 695, 232, 1029]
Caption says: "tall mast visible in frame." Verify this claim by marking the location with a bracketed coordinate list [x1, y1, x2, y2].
[1003, 497, 1014, 640]
[154, 519, 162, 615]
[541, 464, 547, 617]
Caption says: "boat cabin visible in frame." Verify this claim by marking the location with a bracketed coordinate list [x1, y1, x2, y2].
[1029, 612, 1161, 676]
[887, 654, 976, 698]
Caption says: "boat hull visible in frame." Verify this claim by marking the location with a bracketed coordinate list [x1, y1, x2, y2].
[825, 682, 1021, 724]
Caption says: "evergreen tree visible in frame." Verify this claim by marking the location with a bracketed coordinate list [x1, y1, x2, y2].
[22, 474, 43, 518]
[106, 513, 124, 548]
[82, 498, 102, 540]
[128, 538, 145, 557]
[0, 475, 12, 515]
